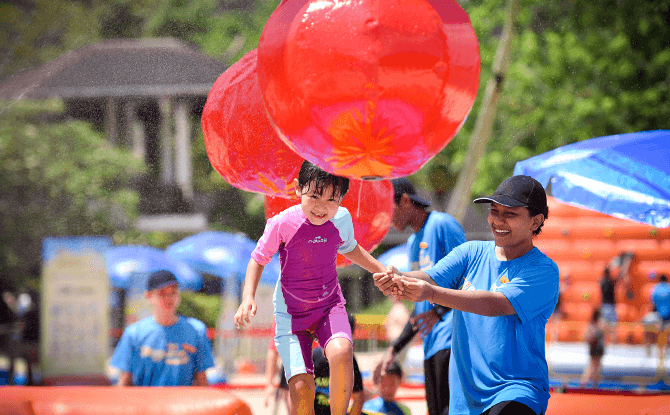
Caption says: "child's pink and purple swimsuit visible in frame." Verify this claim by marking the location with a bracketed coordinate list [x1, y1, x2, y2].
[251, 205, 357, 380]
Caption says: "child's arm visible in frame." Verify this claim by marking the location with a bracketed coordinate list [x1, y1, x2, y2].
[234, 258, 265, 329]
[342, 244, 387, 274]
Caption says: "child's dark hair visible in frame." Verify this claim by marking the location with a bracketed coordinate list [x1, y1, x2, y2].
[297, 160, 349, 200]
[386, 361, 403, 378]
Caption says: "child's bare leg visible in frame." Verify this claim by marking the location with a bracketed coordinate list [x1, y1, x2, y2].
[325, 337, 353, 415]
[288, 373, 315, 415]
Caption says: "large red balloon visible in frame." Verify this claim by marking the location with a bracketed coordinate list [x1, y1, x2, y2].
[265, 179, 394, 267]
[258, 0, 480, 180]
[202, 49, 304, 198]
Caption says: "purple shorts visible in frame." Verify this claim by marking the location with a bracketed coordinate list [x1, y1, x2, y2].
[275, 302, 352, 381]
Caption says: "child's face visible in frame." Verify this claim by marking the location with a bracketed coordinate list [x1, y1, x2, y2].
[295, 179, 343, 226]
[146, 284, 181, 316]
[379, 373, 402, 401]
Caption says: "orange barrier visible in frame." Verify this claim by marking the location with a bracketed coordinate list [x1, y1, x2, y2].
[0, 387, 252, 415]
[636, 261, 670, 281]
[562, 282, 602, 305]
[546, 392, 670, 415]
[541, 217, 663, 241]
[554, 260, 606, 282]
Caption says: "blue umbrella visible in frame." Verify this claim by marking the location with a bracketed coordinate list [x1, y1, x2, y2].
[105, 245, 202, 291]
[165, 231, 281, 285]
[377, 243, 410, 273]
[513, 130, 670, 228]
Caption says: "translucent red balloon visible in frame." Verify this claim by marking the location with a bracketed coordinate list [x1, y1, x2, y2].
[265, 179, 394, 268]
[258, 0, 480, 180]
[202, 49, 304, 199]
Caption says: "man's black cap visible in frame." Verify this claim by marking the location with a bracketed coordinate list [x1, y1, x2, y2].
[391, 178, 430, 207]
[473, 175, 547, 213]
[146, 270, 179, 291]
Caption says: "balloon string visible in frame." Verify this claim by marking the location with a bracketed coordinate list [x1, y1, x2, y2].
[357, 184, 362, 217]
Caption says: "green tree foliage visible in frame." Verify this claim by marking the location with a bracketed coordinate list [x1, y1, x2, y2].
[419, 0, 670, 199]
[2, 0, 669, 228]
[0, 0, 279, 82]
[0, 99, 145, 288]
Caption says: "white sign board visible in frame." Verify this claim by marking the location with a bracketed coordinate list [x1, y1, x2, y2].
[41, 237, 111, 377]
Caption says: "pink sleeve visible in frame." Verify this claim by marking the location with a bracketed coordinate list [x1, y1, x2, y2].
[251, 212, 284, 265]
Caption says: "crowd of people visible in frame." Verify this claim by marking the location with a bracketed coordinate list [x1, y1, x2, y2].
[8, 161, 669, 415]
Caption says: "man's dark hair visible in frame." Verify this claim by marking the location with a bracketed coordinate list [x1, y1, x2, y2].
[297, 160, 349, 200]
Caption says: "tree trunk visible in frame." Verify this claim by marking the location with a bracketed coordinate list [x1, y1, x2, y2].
[446, 0, 520, 222]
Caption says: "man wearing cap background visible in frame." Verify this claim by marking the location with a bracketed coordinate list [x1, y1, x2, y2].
[110, 270, 214, 386]
[375, 178, 466, 415]
[374, 176, 559, 415]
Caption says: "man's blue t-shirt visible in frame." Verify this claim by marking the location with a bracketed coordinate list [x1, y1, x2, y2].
[110, 316, 214, 386]
[652, 282, 670, 320]
[426, 241, 558, 415]
[362, 396, 411, 415]
[408, 211, 466, 358]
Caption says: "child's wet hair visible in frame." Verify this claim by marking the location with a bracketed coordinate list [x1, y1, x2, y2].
[297, 160, 349, 200]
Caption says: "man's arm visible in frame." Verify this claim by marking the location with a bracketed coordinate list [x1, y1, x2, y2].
[116, 372, 133, 386]
[193, 371, 209, 386]
[398, 276, 516, 317]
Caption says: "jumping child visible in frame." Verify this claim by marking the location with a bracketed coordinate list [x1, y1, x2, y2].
[234, 160, 388, 415]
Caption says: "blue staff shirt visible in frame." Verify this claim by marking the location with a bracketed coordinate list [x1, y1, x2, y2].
[408, 211, 466, 358]
[426, 241, 558, 415]
[110, 316, 214, 386]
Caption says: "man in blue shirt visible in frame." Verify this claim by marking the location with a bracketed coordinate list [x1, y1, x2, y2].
[110, 270, 214, 386]
[375, 176, 559, 415]
[376, 178, 466, 415]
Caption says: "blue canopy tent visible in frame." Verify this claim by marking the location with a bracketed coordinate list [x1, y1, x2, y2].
[377, 243, 410, 272]
[514, 130, 670, 228]
[105, 245, 202, 291]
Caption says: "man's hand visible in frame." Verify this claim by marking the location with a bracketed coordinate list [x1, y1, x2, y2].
[234, 297, 256, 329]
[411, 309, 441, 336]
[395, 276, 433, 303]
[373, 266, 404, 296]
[372, 346, 397, 385]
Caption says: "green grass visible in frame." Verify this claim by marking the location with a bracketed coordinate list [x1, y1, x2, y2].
[177, 291, 221, 327]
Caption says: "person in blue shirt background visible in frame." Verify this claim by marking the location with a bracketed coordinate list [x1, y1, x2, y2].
[363, 360, 411, 415]
[375, 178, 466, 415]
[110, 270, 214, 386]
[375, 175, 559, 415]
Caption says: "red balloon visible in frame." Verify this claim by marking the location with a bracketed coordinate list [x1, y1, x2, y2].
[258, 0, 480, 180]
[202, 49, 304, 198]
[265, 179, 394, 268]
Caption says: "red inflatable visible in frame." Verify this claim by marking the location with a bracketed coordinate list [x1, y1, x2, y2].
[202, 49, 303, 199]
[258, 0, 480, 179]
[265, 179, 394, 267]
[0, 386, 252, 415]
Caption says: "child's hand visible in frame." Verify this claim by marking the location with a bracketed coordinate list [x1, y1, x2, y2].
[234, 297, 256, 329]
[373, 265, 399, 296]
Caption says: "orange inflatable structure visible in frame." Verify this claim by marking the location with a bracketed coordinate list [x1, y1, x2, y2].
[545, 392, 670, 415]
[0, 387, 252, 415]
[539, 197, 670, 344]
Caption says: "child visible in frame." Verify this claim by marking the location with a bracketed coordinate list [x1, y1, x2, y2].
[234, 160, 388, 415]
[580, 307, 605, 388]
[363, 361, 411, 415]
